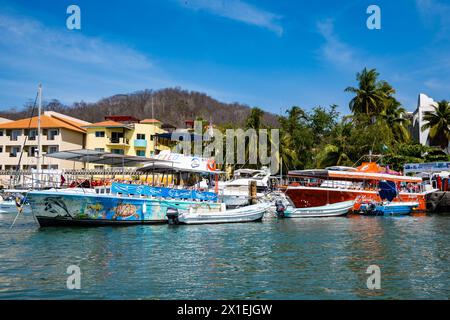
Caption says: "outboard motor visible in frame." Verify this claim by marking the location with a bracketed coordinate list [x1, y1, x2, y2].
[166, 207, 180, 225]
[275, 200, 286, 218]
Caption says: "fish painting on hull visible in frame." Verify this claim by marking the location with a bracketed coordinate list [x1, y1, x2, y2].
[113, 203, 140, 220]
[44, 197, 71, 218]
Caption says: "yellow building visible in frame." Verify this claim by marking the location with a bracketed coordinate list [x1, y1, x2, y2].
[83, 116, 171, 169]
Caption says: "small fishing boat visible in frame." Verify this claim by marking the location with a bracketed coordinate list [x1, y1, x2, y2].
[166, 202, 270, 225]
[275, 200, 354, 218]
[356, 180, 419, 216]
[358, 201, 419, 216]
[0, 190, 29, 214]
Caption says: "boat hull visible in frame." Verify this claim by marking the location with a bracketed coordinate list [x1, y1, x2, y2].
[282, 201, 354, 218]
[358, 202, 419, 216]
[28, 191, 221, 227]
[285, 186, 428, 211]
[177, 203, 269, 225]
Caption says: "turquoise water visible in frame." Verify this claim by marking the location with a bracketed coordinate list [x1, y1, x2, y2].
[0, 212, 449, 299]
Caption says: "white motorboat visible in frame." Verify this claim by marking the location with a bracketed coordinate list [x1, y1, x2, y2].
[275, 200, 354, 218]
[0, 189, 30, 214]
[215, 168, 271, 207]
[167, 202, 270, 225]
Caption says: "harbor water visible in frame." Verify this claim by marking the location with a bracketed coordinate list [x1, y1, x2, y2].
[0, 212, 449, 299]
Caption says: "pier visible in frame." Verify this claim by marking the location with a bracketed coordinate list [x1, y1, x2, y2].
[426, 191, 450, 213]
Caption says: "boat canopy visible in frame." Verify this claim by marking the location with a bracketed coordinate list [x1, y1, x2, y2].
[45, 149, 161, 167]
[288, 169, 422, 183]
[137, 151, 224, 174]
[111, 182, 218, 201]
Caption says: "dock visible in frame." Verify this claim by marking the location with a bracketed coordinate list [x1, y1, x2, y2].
[426, 191, 450, 213]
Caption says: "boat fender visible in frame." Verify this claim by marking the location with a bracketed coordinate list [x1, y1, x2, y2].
[166, 207, 180, 225]
[275, 200, 286, 218]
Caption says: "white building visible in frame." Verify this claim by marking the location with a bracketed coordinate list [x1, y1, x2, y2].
[410, 93, 449, 152]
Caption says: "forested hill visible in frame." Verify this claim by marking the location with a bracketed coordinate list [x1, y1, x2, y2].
[0, 88, 279, 128]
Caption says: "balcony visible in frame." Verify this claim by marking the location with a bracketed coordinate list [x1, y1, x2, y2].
[107, 137, 129, 146]
[134, 139, 147, 148]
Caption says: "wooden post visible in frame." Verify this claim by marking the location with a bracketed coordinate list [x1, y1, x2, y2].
[249, 180, 257, 205]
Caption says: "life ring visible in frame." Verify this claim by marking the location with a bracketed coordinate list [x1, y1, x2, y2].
[206, 159, 216, 171]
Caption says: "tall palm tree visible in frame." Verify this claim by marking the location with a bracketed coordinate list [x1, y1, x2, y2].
[378, 98, 410, 143]
[421, 100, 450, 152]
[245, 107, 265, 130]
[345, 68, 388, 116]
[316, 120, 353, 168]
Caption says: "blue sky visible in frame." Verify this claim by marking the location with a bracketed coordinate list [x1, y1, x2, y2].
[0, 0, 449, 115]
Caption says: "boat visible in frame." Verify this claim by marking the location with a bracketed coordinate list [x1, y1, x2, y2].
[284, 161, 437, 212]
[0, 189, 29, 214]
[28, 182, 221, 227]
[166, 202, 270, 225]
[357, 201, 419, 216]
[356, 180, 419, 216]
[275, 200, 354, 218]
[214, 168, 271, 207]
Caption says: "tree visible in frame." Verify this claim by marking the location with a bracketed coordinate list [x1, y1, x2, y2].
[245, 107, 265, 130]
[316, 119, 353, 168]
[421, 100, 450, 152]
[378, 98, 410, 143]
[345, 68, 390, 116]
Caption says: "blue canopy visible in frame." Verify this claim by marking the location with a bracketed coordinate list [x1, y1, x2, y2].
[378, 180, 398, 202]
[111, 182, 217, 202]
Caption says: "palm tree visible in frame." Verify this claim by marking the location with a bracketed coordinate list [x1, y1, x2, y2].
[245, 107, 265, 130]
[316, 120, 353, 167]
[378, 98, 410, 143]
[421, 100, 450, 152]
[345, 68, 388, 116]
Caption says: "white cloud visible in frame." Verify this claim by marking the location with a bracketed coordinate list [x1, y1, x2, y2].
[178, 0, 283, 36]
[316, 19, 364, 71]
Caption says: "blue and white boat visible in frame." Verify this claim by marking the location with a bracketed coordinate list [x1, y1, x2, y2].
[28, 182, 221, 227]
[358, 201, 419, 216]
[357, 180, 419, 216]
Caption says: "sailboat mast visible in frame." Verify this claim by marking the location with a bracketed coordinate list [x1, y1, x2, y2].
[37, 84, 42, 175]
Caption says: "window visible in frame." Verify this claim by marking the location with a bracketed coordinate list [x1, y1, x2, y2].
[28, 129, 37, 140]
[29, 146, 37, 157]
[136, 150, 145, 157]
[11, 130, 21, 141]
[136, 134, 146, 140]
[10, 146, 20, 157]
[0, 130, 3, 136]
[94, 165, 105, 170]
[95, 131, 105, 138]
[48, 146, 59, 154]
[94, 148, 105, 152]
[47, 129, 59, 140]
[111, 149, 124, 155]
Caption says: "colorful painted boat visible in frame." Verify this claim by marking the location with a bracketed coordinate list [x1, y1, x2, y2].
[275, 200, 354, 218]
[358, 201, 419, 216]
[27, 183, 221, 227]
[167, 202, 270, 225]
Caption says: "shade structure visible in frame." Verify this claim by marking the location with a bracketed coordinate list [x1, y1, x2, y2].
[288, 169, 422, 183]
[137, 160, 224, 174]
[44, 149, 165, 167]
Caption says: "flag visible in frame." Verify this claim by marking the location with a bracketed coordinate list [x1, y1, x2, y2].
[60, 175, 66, 187]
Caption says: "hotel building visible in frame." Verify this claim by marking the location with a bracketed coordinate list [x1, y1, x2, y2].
[0, 111, 90, 171]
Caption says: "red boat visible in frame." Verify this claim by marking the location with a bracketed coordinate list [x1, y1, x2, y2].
[285, 162, 437, 212]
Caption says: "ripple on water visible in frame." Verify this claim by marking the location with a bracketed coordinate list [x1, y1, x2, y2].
[0, 214, 449, 299]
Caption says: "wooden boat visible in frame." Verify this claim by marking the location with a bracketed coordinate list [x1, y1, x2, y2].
[358, 201, 419, 216]
[275, 200, 354, 218]
[167, 202, 270, 225]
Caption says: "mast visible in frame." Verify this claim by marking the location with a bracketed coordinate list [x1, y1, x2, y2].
[37, 83, 42, 187]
